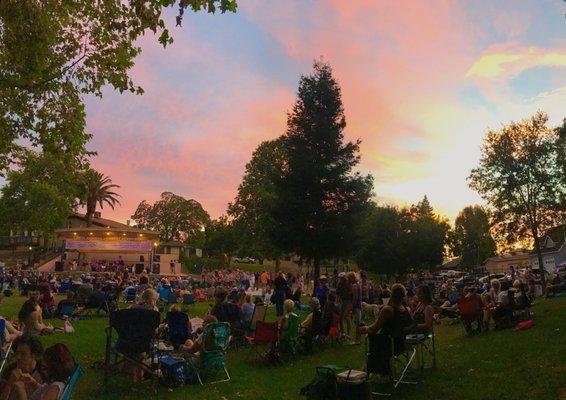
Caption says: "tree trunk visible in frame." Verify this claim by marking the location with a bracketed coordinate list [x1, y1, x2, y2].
[532, 233, 547, 292]
[313, 257, 320, 286]
[275, 258, 280, 272]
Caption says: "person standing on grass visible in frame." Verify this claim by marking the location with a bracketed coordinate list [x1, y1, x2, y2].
[272, 272, 288, 317]
[336, 273, 352, 339]
[348, 272, 362, 345]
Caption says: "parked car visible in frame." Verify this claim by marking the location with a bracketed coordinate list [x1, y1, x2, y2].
[234, 257, 256, 264]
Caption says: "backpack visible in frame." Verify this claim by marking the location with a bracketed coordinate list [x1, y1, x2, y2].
[300, 366, 340, 400]
[160, 356, 198, 387]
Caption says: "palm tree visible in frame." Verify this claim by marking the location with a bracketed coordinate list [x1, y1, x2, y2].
[79, 169, 121, 226]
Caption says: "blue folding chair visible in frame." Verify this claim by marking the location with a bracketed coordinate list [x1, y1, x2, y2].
[158, 286, 171, 308]
[123, 287, 137, 303]
[183, 294, 196, 305]
[58, 302, 76, 318]
[58, 280, 72, 294]
[60, 364, 83, 400]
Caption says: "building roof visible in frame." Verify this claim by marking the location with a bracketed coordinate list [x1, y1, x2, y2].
[70, 212, 130, 229]
[485, 250, 531, 263]
[441, 257, 461, 270]
[531, 224, 566, 255]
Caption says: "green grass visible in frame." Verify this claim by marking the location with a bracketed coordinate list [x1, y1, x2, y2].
[1, 295, 565, 400]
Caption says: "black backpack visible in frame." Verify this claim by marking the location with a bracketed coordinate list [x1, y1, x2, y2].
[300, 366, 341, 400]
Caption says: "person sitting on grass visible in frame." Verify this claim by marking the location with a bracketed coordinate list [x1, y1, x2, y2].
[18, 299, 54, 336]
[545, 274, 566, 298]
[9, 343, 75, 400]
[38, 288, 55, 320]
[300, 298, 322, 352]
[180, 315, 218, 355]
[0, 296, 22, 343]
[0, 336, 44, 400]
[241, 294, 255, 329]
[359, 284, 413, 354]
[130, 288, 159, 312]
[279, 299, 298, 341]
[211, 287, 242, 326]
[55, 292, 76, 319]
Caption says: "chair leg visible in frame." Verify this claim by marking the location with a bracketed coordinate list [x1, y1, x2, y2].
[394, 348, 418, 388]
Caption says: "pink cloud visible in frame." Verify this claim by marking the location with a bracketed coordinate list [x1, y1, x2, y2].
[83, 1, 560, 224]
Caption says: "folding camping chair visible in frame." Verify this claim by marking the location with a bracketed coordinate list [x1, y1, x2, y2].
[104, 308, 161, 393]
[56, 302, 76, 319]
[158, 286, 171, 309]
[192, 322, 231, 384]
[366, 332, 418, 396]
[58, 280, 72, 294]
[166, 310, 191, 349]
[405, 323, 436, 371]
[123, 287, 137, 303]
[245, 321, 280, 364]
[77, 290, 111, 318]
[0, 319, 12, 376]
[458, 296, 483, 335]
[249, 303, 267, 332]
[60, 364, 84, 400]
[183, 294, 196, 305]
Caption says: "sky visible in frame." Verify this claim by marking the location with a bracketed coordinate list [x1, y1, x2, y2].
[85, 0, 566, 224]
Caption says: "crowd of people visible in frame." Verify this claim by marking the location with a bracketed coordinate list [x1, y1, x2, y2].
[0, 260, 562, 393]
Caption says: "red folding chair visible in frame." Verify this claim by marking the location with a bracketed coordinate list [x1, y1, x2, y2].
[245, 321, 279, 364]
[458, 296, 482, 335]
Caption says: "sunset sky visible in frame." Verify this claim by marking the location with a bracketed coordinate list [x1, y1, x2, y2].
[85, 0, 566, 223]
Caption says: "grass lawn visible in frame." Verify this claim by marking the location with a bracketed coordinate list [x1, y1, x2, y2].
[1, 295, 565, 400]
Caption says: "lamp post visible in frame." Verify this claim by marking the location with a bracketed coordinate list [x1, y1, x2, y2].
[27, 246, 33, 269]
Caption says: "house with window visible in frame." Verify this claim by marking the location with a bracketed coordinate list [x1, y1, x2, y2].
[484, 250, 531, 275]
[529, 225, 566, 273]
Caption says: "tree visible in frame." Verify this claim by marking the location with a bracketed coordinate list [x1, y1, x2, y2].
[270, 61, 373, 281]
[449, 205, 496, 270]
[557, 119, 566, 197]
[0, 0, 237, 175]
[228, 137, 286, 263]
[356, 204, 408, 278]
[132, 192, 210, 242]
[0, 151, 78, 235]
[78, 169, 121, 226]
[402, 196, 450, 272]
[469, 112, 565, 289]
[205, 216, 238, 265]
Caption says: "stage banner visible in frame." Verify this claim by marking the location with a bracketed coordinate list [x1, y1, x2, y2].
[65, 239, 152, 252]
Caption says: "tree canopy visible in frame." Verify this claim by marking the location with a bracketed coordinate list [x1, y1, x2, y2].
[356, 204, 407, 278]
[228, 137, 287, 261]
[449, 205, 496, 270]
[0, 0, 237, 175]
[0, 151, 79, 235]
[269, 61, 373, 279]
[469, 112, 565, 287]
[78, 169, 121, 227]
[132, 192, 210, 242]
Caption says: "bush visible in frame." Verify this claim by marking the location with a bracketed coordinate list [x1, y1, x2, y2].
[181, 255, 224, 273]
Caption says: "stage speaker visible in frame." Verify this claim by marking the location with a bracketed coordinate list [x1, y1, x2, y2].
[55, 261, 64, 271]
